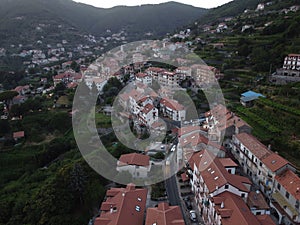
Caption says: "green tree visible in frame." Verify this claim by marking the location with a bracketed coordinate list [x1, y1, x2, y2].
[0, 120, 10, 136]
[0, 91, 18, 102]
[69, 163, 88, 204]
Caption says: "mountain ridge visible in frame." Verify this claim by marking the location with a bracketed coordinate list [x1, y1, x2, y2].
[0, 0, 207, 47]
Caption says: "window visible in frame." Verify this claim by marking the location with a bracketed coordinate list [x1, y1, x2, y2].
[241, 193, 245, 198]
[285, 191, 290, 199]
[277, 183, 281, 191]
[225, 185, 229, 189]
[259, 162, 262, 167]
[256, 212, 261, 215]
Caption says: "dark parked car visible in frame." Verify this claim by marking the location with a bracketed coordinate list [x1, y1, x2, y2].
[184, 196, 192, 210]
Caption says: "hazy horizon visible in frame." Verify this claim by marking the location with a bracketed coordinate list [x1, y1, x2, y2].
[73, 0, 233, 9]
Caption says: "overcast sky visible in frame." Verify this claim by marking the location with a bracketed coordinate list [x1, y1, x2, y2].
[73, 0, 233, 9]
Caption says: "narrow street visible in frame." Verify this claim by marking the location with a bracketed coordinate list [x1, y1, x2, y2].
[165, 175, 189, 224]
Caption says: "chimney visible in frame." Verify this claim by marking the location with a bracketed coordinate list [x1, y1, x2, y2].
[110, 205, 113, 214]
[268, 144, 271, 150]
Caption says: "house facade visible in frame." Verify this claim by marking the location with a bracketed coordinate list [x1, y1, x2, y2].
[188, 150, 252, 224]
[271, 169, 300, 225]
[231, 133, 295, 196]
[270, 54, 300, 84]
[160, 98, 186, 122]
[135, 73, 152, 86]
[117, 153, 151, 178]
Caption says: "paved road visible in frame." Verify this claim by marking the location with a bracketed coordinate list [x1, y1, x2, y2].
[165, 175, 189, 225]
[165, 175, 181, 206]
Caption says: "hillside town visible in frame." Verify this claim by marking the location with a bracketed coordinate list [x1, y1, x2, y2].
[1, 29, 300, 225]
[0, 1, 300, 225]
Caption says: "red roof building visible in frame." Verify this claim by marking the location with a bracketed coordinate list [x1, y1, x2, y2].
[231, 132, 296, 196]
[211, 191, 276, 225]
[189, 150, 251, 195]
[118, 153, 150, 167]
[94, 184, 147, 225]
[145, 202, 185, 225]
[13, 131, 25, 140]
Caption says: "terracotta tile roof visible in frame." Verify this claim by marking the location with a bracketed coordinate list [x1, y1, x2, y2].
[146, 67, 166, 73]
[288, 54, 300, 57]
[206, 105, 251, 131]
[275, 169, 300, 200]
[137, 96, 152, 105]
[178, 126, 200, 137]
[141, 103, 155, 115]
[73, 73, 82, 80]
[14, 86, 25, 92]
[13, 95, 26, 101]
[13, 131, 25, 139]
[136, 73, 148, 78]
[151, 121, 164, 129]
[160, 98, 184, 111]
[129, 89, 144, 101]
[119, 93, 130, 102]
[219, 158, 238, 168]
[213, 191, 261, 225]
[189, 150, 251, 193]
[118, 153, 150, 167]
[162, 71, 176, 76]
[180, 132, 225, 152]
[145, 202, 185, 225]
[95, 184, 147, 225]
[256, 215, 276, 225]
[176, 66, 190, 71]
[53, 73, 67, 80]
[235, 133, 271, 160]
[261, 153, 290, 172]
[247, 191, 270, 210]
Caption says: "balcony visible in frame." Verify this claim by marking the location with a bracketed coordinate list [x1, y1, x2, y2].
[272, 192, 299, 221]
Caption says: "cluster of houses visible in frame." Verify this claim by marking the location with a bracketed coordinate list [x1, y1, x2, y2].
[118, 82, 186, 130]
[271, 54, 300, 84]
[93, 183, 185, 225]
[106, 103, 300, 225]
[200, 2, 299, 35]
[52, 69, 83, 89]
[185, 104, 300, 225]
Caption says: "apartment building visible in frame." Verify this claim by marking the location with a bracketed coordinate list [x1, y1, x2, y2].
[271, 169, 300, 225]
[160, 98, 186, 122]
[135, 72, 152, 86]
[209, 191, 275, 225]
[231, 133, 295, 196]
[117, 153, 151, 178]
[188, 149, 252, 224]
[94, 184, 147, 225]
[145, 202, 185, 225]
[271, 54, 300, 84]
[204, 105, 252, 141]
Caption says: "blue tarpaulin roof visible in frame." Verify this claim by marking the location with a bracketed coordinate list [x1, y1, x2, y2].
[241, 91, 265, 102]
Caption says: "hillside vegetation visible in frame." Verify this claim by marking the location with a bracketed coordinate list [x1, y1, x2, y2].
[188, 0, 300, 167]
[0, 0, 207, 47]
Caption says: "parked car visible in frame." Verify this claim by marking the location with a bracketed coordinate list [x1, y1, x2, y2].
[189, 210, 197, 222]
[184, 197, 192, 210]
